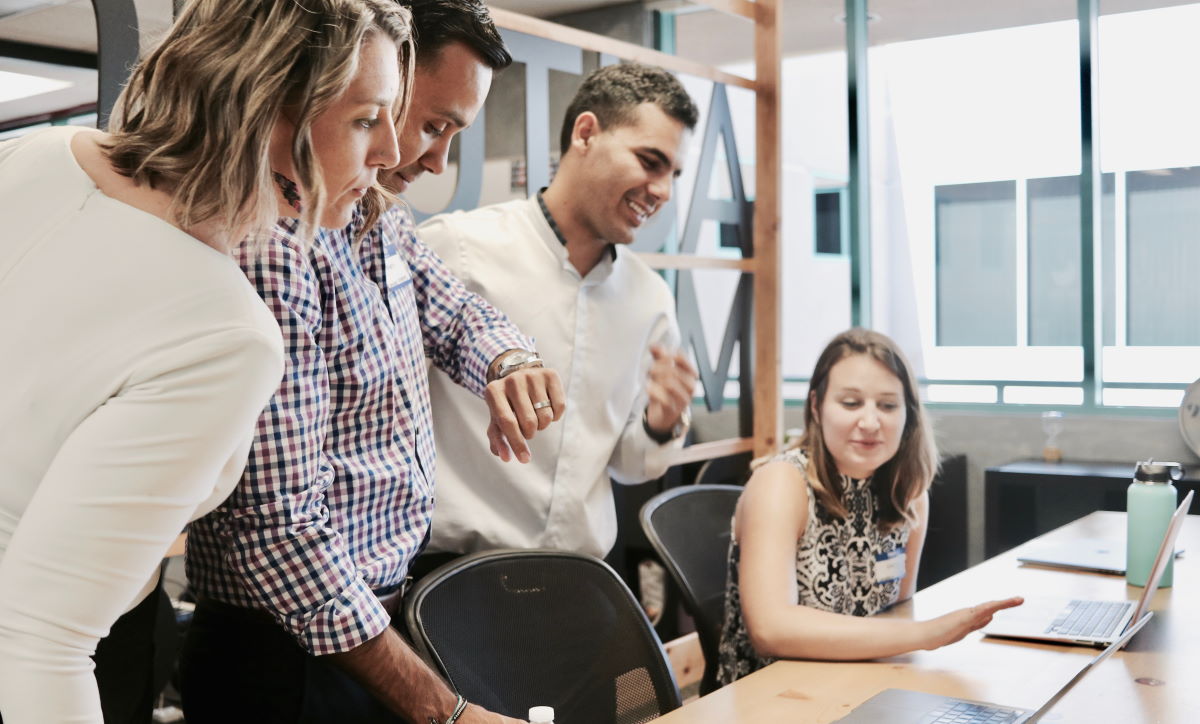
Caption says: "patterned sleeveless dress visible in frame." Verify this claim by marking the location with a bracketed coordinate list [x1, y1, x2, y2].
[715, 449, 912, 686]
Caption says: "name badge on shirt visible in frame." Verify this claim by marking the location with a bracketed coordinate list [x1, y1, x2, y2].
[875, 547, 906, 584]
[383, 240, 412, 293]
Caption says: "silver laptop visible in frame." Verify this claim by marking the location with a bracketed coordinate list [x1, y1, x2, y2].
[833, 613, 1151, 723]
[984, 490, 1191, 647]
[1017, 537, 1184, 575]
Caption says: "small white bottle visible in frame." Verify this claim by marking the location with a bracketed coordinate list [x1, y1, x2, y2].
[528, 706, 555, 724]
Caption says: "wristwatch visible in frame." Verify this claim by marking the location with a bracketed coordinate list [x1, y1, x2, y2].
[643, 405, 690, 444]
[490, 349, 543, 381]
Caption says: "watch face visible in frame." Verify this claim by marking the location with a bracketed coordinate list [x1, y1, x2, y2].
[497, 350, 540, 378]
[501, 351, 528, 368]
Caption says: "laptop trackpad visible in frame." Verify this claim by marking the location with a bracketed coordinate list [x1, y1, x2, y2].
[984, 597, 1075, 636]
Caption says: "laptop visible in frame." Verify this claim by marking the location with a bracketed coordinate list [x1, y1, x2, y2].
[1017, 538, 1184, 575]
[833, 612, 1151, 723]
[983, 490, 1191, 647]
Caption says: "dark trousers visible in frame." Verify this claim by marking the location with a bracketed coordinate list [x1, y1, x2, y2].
[0, 582, 163, 724]
[180, 600, 407, 724]
[405, 550, 463, 584]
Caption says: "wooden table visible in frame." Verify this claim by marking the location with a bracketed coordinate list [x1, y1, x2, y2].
[654, 511, 1200, 723]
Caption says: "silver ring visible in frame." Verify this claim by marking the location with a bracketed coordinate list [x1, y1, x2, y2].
[533, 400, 552, 411]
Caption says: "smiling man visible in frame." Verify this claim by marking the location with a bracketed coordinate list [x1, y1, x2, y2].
[415, 63, 700, 566]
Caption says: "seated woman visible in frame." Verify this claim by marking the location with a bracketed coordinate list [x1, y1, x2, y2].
[716, 328, 1022, 684]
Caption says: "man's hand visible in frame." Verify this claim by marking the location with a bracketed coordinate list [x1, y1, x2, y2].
[644, 346, 697, 437]
[328, 627, 529, 723]
[484, 367, 565, 463]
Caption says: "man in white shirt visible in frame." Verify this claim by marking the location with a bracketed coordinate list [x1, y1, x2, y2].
[417, 63, 699, 562]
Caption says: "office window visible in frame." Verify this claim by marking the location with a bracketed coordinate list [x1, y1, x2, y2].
[1126, 167, 1200, 346]
[935, 181, 1017, 346]
[1096, 4, 1200, 404]
[871, 10, 1082, 392]
[814, 188, 844, 255]
[1026, 173, 1115, 347]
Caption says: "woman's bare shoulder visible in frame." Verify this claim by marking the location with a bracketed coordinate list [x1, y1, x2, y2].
[736, 457, 810, 537]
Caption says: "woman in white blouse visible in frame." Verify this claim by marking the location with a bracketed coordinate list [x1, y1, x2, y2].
[0, 1, 414, 722]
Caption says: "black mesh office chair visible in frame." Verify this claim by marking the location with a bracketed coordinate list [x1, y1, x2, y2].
[693, 451, 752, 487]
[639, 484, 743, 695]
[403, 549, 681, 724]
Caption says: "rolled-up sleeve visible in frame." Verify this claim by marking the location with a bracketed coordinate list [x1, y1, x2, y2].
[389, 209, 532, 395]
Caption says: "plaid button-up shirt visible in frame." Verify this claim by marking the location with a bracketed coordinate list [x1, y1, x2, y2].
[186, 205, 531, 655]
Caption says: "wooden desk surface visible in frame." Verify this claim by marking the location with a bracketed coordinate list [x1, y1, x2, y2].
[655, 511, 1200, 723]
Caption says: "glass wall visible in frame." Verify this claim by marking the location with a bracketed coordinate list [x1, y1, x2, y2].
[1096, 2, 1200, 406]
[674, 1, 851, 400]
[867, 4, 1084, 404]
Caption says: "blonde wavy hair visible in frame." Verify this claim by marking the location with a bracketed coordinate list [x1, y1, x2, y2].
[103, 0, 415, 247]
[789, 328, 939, 531]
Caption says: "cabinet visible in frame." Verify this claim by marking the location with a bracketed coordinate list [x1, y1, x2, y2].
[984, 459, 1200, 558]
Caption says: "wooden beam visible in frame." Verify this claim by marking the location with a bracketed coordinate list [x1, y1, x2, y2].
[0, 102, 98, 133]
[697, 0, 757, 20]
[165, 533, 187, 558]
[664, 632, 705, 701]
[636, 253, 755, 272]
[489, 7, 756, 91]
[669, 437, 755, 466]
[752, 0, 783, 459]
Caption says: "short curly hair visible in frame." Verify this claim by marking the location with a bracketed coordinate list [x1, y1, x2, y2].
[558, 62, 698, 156]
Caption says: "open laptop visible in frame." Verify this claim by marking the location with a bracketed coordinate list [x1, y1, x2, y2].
[983, 490, 1191, 647]
[833, 612, 1151, 724]
[1017, 537, 1184, 575]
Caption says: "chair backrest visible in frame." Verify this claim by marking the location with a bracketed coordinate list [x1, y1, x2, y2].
[693, 451, 752, 487]
[403, 549, 681, 723]
[639, 484, 743, 695]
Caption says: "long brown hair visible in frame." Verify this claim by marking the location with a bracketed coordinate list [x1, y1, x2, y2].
[795, 328, 938, 530]
[103, 0, 415, 246]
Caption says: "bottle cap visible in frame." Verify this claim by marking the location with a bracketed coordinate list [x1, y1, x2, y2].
[1134, 460, 1184, 483]
[528, 706, 554, 723]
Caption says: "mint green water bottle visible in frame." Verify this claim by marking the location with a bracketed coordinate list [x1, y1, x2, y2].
[1126, 460, 1183, 587]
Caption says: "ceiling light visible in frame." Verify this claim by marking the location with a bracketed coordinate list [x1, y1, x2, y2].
[0, 70, 71, 104]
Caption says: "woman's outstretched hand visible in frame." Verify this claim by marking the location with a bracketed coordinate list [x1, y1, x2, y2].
[922, 597, 1025, 650]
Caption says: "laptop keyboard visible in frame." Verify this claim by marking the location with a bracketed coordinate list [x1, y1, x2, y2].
[1046, 599, 1129, 638]
[923, 700, 1024, 723]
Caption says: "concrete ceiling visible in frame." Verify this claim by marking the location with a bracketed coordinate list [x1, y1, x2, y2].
[0, 0, 1195, 126]
[5, 0, 1193, 56]
[0, 0, 172, 53]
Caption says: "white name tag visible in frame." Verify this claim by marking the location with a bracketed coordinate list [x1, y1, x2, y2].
[874, 547, 906, 584]
[383, 241, 411, 292]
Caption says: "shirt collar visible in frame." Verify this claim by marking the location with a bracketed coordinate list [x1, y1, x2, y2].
[535, 188, 617, 262]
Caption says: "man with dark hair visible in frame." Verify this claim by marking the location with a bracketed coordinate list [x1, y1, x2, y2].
[417, 63, 700, 565]
[388, 0, 511, 193]
[181, 2, 538, 723]
[558, 62, 699, 157]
